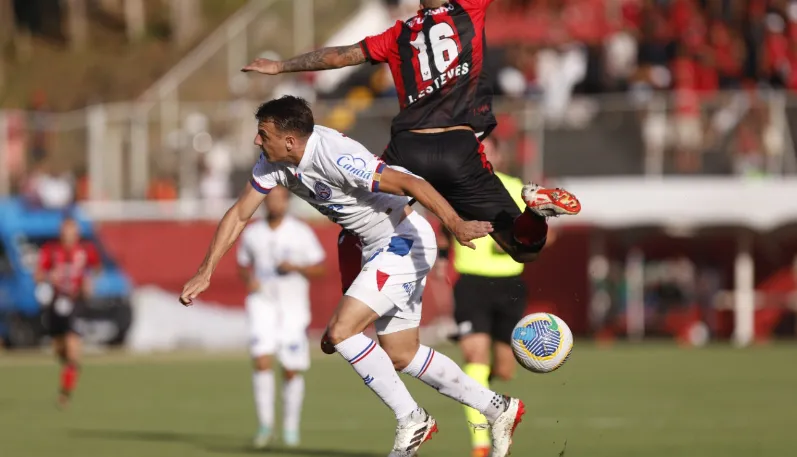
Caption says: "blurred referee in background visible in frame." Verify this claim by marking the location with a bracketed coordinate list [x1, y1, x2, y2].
[437, 137, 543, 457]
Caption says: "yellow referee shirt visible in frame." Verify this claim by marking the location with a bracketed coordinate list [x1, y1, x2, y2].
[453, 172, 525, 277]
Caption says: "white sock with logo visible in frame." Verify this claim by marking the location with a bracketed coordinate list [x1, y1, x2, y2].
[335, 333, 419, 420]
[402, 345, 507, 422]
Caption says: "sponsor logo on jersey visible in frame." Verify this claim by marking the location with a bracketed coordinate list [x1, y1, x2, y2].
[313, 181, 332, 200]
[336, 154, 372, 180]
[407, 3, 455, 25]
[407, 63, 470, 106]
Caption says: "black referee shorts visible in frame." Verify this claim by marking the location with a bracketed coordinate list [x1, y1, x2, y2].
[382, 130, 522, 231]
[453, 274, 527, 344]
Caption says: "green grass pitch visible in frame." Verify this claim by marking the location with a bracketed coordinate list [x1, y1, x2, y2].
[1, 343, 795, 457]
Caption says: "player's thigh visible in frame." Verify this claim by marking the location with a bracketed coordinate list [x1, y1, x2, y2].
[277, 327, 311, 372]
[458, 333, 492, 365]
[424, 131, 521, 230]
[326, 295, 381, 344]
[348, 220, 436, 327]
[337, 229, 363, 294]
[454, 170, 521, 231]
[253, 354, 274, 371]
[246, 294, 279, 357]
[385, 131, 521, 225]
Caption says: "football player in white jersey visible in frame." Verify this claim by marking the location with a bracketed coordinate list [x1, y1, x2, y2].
[237, 184, 326, 449]
[180, 96, 526, 457]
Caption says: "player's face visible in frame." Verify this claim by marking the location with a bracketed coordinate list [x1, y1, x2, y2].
[265, 185, 289, 218]
[254, 121, 289, 163]
[60, 220, 80, 247]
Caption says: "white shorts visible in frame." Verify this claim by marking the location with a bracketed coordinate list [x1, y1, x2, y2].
[245, 293, 310, 371]
[345, 211, 437, 335]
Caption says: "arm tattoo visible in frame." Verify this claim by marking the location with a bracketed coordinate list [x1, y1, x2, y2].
[280, 44, 366, 72]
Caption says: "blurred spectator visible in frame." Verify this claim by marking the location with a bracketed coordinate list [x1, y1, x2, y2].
[27, 90, 50, 163]
[146, 174, 178, 201]
[21, 158, 74, 209]
[199, 137, 233, 204]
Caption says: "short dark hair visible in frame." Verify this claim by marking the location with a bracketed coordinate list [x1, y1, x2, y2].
[255, 96, 315, 137]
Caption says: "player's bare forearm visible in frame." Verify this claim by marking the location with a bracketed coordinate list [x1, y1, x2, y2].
[197, 212, 248, 277]
[299, 262, 326, 278]
[281, 44, 366, 73]
[237, 265, 253, 283]
[197, 185, 266, 277]
[401, 178, 461, 232]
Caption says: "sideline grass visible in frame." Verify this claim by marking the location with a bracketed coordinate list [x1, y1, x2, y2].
[1, 343, 795, 457]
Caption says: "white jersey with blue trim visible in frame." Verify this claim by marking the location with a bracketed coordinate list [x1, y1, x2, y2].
[251, 125, 413, 247]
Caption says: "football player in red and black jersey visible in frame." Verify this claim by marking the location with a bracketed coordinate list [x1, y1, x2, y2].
[35, 216, 100, 407]
[243, 0, 581, 266]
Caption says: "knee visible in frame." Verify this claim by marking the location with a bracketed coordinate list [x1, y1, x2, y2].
[459, 335, 491, 365]
[386, 348, 416, 372]
[326, 322, 357, 346]
[253, 355, 273, 372]
[491, 364, 516, 382]
[283, 370, 301, 380]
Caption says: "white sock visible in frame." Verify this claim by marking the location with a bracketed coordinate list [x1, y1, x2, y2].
[335, 333, 419, 420]
[402, 345, 507, 422]
[252, 370, 275, 428]
[282, 375, 305, 433]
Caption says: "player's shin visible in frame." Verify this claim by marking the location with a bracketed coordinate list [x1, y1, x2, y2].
[60, 362, 80, 398]
[282, 372, 304, 446]
[252, 369, 275, 430]
[335, 333, 419, 420]
[402, 346, 507, 423]
[463, 363, 492, 449]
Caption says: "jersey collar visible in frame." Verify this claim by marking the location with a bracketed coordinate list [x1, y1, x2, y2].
[297, 129, 319, 173]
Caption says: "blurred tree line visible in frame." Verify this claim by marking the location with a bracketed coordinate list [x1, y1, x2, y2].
[0, 0, 206, 92]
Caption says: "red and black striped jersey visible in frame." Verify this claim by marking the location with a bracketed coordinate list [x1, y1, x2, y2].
[359, 0, 497, 138]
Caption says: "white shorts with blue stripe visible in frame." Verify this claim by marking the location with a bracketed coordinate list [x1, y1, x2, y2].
[345, 211, 437, 335]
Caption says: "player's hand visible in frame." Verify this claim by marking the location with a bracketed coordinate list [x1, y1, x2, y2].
[277, 262, 297, 275]
[180, 272, 211, 306]
[241, 58, 282, 75]
[452, 220, 493, 250]
[247, 279, 261, 293]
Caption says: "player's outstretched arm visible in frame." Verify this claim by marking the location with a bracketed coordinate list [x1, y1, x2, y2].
[377, 168, 493, 250]
[241, 44, 366, 75]
[180, 184, 266, 306]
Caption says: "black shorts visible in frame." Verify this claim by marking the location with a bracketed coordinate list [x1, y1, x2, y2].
[453, 274, 527, 344]
[42, 298, 81, 337]
[383, 130, 522, 231]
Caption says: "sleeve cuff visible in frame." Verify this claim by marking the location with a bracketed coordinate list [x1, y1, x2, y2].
[370, 162, 387, 192]
[359, 40, 379, 65]
[250, 178, 272, 194]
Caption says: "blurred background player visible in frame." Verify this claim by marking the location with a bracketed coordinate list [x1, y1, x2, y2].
[35, 216, 100, 407]
[437, 137, 541, 456]
[236, 185, 326, 449]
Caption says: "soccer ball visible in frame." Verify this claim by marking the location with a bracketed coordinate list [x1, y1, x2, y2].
[511, 313, 573, 373]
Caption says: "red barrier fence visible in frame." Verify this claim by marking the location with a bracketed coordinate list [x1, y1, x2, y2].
[96, 221, 592, 334]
